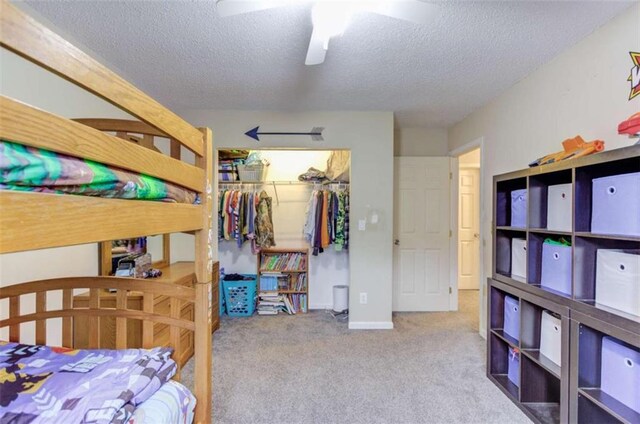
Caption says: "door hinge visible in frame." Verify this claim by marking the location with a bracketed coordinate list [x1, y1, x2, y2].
[449, 172, 453, 180]
[449, 230, 452, 238]
[449, 287, 452, 294]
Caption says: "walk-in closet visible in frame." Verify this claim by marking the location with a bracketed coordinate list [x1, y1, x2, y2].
[217, 149, 351, 315]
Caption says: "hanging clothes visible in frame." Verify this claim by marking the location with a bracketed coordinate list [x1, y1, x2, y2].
[303, 187, 349, 256]
[254, 190, 276, 250]
[218, 188, 264, 253]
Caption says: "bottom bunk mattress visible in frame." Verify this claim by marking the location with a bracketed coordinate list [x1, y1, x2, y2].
[0, 341, 195, 424]
[0, 140, 198, 204]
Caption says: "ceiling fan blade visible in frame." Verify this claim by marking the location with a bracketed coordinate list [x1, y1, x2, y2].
[305, 27, 327, 66]
[369, 0, 433, 25]
[215, 0, 289, 17]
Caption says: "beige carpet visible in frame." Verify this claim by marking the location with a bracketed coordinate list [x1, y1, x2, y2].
[182, 290, 530, 424]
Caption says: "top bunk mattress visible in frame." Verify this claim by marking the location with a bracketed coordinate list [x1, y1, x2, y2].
[0, 140, 199, 204]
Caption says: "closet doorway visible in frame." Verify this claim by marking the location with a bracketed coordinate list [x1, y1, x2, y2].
[217, 149, 351, 313]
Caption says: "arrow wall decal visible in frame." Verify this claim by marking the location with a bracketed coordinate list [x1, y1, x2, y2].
[244, 126, 324, 142]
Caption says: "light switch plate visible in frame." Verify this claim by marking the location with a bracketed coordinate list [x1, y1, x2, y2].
[358, 219, 366, 231]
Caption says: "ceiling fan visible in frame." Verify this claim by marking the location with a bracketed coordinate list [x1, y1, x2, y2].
[214, 0, 433, 65]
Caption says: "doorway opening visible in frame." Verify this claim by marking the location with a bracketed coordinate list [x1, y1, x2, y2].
[456, 148, 481, 321]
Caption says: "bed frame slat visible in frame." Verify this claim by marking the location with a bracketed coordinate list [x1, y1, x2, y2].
[89, 288, 101, 348]
[35, 291, 46, 345]
[62, 289, 73, 347]
[0, 192, 203, 254]
[73, 119, 169, 137]
[9, 296, 20, 342]
[115, 289, 128, 350]
[0, 2, 204, 155]
[0, 277, 196, 301]
[170, 297, 181, 379]
[142, 293, 154, 349]
[0, 96, 204, 192]
[0, 308, 196, 332]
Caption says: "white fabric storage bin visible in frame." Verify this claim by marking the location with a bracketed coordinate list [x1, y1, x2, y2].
[547, 183, 572, 232]
[591, 172, 640, 237]
[595, 249, 640, 318]
[511, 238, 527, 282]
[540, 310, 562, 367]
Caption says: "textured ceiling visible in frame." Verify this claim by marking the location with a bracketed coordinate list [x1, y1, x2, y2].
[23, 1, 632, 128]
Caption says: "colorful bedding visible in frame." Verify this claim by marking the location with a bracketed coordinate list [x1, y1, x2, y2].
[0, 140, 198, 204]
[130, 380, 196, 424]
[0, 341, 177, 423]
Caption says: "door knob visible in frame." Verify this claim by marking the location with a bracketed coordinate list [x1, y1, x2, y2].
[474, 233, 480, 239]
[394, 239, 400, 246]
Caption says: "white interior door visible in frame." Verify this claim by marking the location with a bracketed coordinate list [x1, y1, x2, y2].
[393, 157, 451, 311]
[458, 168, 480, 290]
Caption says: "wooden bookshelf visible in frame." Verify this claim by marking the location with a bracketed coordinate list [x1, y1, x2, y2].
[257, 247, 309, 314]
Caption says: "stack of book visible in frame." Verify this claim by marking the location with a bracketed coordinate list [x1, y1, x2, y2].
[258, 273, 297, 315]
[257, 292, 297, 315]
[257, 292, 284, 315]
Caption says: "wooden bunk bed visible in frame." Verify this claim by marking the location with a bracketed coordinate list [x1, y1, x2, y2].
[0, 2, 214, 423]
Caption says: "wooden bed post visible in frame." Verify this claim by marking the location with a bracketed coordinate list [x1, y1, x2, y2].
[194, 128, 213, 423]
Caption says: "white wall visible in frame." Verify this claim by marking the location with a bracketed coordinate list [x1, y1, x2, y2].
[218, 150, 349, 309]
[448, 5, 640, 336]
[395, 127, 448, 156]
[0, 49, 132, 345]
[178, 110, 395, 327]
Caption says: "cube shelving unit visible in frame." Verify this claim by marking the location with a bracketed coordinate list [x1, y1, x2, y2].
[488, 144, 640, 424]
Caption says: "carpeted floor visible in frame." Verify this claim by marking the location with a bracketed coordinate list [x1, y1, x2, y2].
[182, 290, 530, 424]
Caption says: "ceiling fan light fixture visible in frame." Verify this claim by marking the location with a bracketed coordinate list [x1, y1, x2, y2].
[311, 3, 354, 39]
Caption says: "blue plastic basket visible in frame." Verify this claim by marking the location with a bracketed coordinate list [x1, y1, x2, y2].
[222, 276, 257, 317]
[219, 285, 226, 316]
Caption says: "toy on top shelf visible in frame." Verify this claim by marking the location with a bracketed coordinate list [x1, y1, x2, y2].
[618, 112, 640, 144]
[529, 136, 605, 167]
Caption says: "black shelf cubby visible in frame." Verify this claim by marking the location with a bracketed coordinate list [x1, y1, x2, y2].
[489, 332, 520, 400]
[527, 232, 573, 299]
[574, 156, 640, 234]
[577, 393, 621, 424]
[529, 169, 573, 231]
[520, 298, 566, 379]
[570, 310, 640, 424]
[490, 284, 520, 346]
[495, 229, 527, 282]
[496, 177, 527, 228]
[521, 355, 562, 424]
[573, 236, 639, 301]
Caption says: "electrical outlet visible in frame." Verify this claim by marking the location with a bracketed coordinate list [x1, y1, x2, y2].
[358, 219, 366, 231]
[359, 292, 367, 304]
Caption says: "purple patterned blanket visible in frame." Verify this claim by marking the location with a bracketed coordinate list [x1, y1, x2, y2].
[0, 341, 177, 424]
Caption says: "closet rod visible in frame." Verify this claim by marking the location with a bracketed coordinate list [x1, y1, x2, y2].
[218, 181, 349, 206]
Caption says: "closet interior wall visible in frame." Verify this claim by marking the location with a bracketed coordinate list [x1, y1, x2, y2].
[217, 149, 350, 310]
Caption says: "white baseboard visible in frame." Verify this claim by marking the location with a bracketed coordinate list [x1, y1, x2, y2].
[348, 321, 394, 330]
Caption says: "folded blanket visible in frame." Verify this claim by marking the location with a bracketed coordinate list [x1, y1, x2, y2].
[0, 341, 176, 424]
[0, 140, 198, 204]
